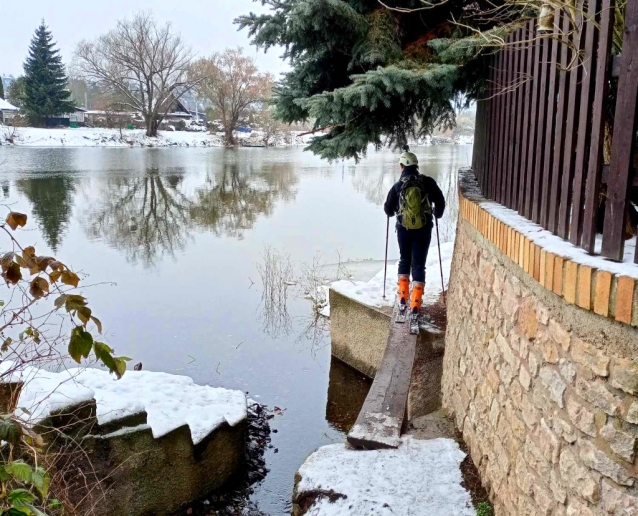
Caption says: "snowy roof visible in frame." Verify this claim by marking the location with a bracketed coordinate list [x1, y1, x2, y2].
[0, 99, 18, 111]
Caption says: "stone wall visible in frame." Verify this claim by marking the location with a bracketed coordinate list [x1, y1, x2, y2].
[442, 189, 638, 515]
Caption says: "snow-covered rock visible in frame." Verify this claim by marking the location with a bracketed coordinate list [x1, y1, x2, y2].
[293, 436, 474, 515]
[2, 363, 247, 444]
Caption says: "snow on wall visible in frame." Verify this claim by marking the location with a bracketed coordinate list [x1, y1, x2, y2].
[2, 363, 247, 444]
[459, 169, 638, 279]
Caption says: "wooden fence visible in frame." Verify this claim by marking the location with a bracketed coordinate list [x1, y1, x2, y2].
[472, 0, 638, 264]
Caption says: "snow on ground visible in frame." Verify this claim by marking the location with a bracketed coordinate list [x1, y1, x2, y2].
[1, 362, 247, 444]
[0, 126, 318, 148]
[1, 127, 225, 148]
[296, 436, 474, 516]
[330, 240, 455, 311]
[460, 169, 638, 279]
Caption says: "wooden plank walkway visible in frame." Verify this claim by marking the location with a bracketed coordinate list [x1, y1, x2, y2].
[347, 305, 418, 450]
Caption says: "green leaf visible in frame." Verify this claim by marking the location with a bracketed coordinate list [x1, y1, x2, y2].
[93, 342, 116, 373]
[7, 488, 36, 506]
[0, 417, 23, 445]
[77, 306, 92, 327]
[6, 508, 32, 516]
[68, 326, 93, 364]
[47, 499, 62, 510]
[113, 358, 128, 379]
[31, 467, 49, 499]
[5, 461, 33, 483]
[64, 295, 87, 312]
[0, 465, 12, 482]
[26, 506, 48, 516]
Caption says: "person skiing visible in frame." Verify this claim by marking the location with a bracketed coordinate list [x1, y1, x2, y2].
[383, 147, 446, 330]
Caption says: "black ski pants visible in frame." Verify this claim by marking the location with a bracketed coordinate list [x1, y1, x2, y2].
[397, 225, 432, 284]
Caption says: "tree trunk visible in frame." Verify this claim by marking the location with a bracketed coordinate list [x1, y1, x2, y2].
[225, 127, 236, 146]
[146, 117, 158, 138]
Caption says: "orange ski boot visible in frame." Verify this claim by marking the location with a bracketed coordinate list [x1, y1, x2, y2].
[397, 275, 410, 306]
[409, 282, 424, 335]
[410, 282, 425, 314]
[396, 275, 410, 322]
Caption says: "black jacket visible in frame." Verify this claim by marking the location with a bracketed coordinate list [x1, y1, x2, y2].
[384, 166, 446, 226]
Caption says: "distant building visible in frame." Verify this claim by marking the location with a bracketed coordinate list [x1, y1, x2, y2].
[1, 75, 16, 96]
[45, 107, 88, 127]
[0, 98, 18, 124]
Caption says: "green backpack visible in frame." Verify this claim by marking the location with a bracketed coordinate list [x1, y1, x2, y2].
[398, 175, 432, 230]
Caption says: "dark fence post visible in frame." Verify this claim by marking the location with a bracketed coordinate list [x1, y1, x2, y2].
[512, 29, 526, 210]
[582, 0, 615, 253]
[602, 0, 638, 262]
[570, 0, 600, 246]
[540, 11, 560, 229]
[519, 21, 535, 213]
[558, 0, 586, 240]
[548, 12, 572, 234]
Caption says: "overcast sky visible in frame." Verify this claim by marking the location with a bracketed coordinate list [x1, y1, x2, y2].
[0, 0, 289, 78]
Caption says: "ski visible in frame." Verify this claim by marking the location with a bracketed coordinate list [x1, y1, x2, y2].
[395, 302, 408, 323]
[409, 312, 420, 335]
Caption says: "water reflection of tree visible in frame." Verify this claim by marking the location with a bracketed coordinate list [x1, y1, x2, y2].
[86, 162, 298, 266]
[190, 162, 297, 238]
[16, 176, 78, 252]
[349, 166, 397, 205]
[85, 170, 192, 266]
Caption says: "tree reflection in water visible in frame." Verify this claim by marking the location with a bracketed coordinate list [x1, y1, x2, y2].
[85, 161, 298, 266]
[85, 170, 192, 266]
[17, 176, 78, 252]
[190, 162, 297, 239]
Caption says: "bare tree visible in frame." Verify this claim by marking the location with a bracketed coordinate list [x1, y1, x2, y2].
[256, 103, 284, 147]
[192, 48, 272, 146]
[73, 12, 199, 137]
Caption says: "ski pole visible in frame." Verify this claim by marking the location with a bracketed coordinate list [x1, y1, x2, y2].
[435, 217, 446, 305]
[383, 217, 390, 300]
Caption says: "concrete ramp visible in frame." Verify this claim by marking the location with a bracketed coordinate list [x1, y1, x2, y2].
[347, 305, 418, 449]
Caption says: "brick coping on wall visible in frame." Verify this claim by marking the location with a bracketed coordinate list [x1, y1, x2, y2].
[459, 170, 638, 328]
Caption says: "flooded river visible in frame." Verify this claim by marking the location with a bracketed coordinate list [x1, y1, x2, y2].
[0, 144, 470, 514]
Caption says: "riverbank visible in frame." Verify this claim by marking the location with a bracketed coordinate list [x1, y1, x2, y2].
[0, 126, 314, 148]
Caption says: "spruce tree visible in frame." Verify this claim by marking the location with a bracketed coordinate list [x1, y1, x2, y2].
[236, 0, 503, 160]
[22, 22, 74, 126]
[0, 79, 4, 100]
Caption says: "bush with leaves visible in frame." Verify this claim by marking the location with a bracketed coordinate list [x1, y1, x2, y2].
[0, 210, 130, 515]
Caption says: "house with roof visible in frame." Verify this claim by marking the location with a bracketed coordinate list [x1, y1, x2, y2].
[0, 99, 18, 124]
